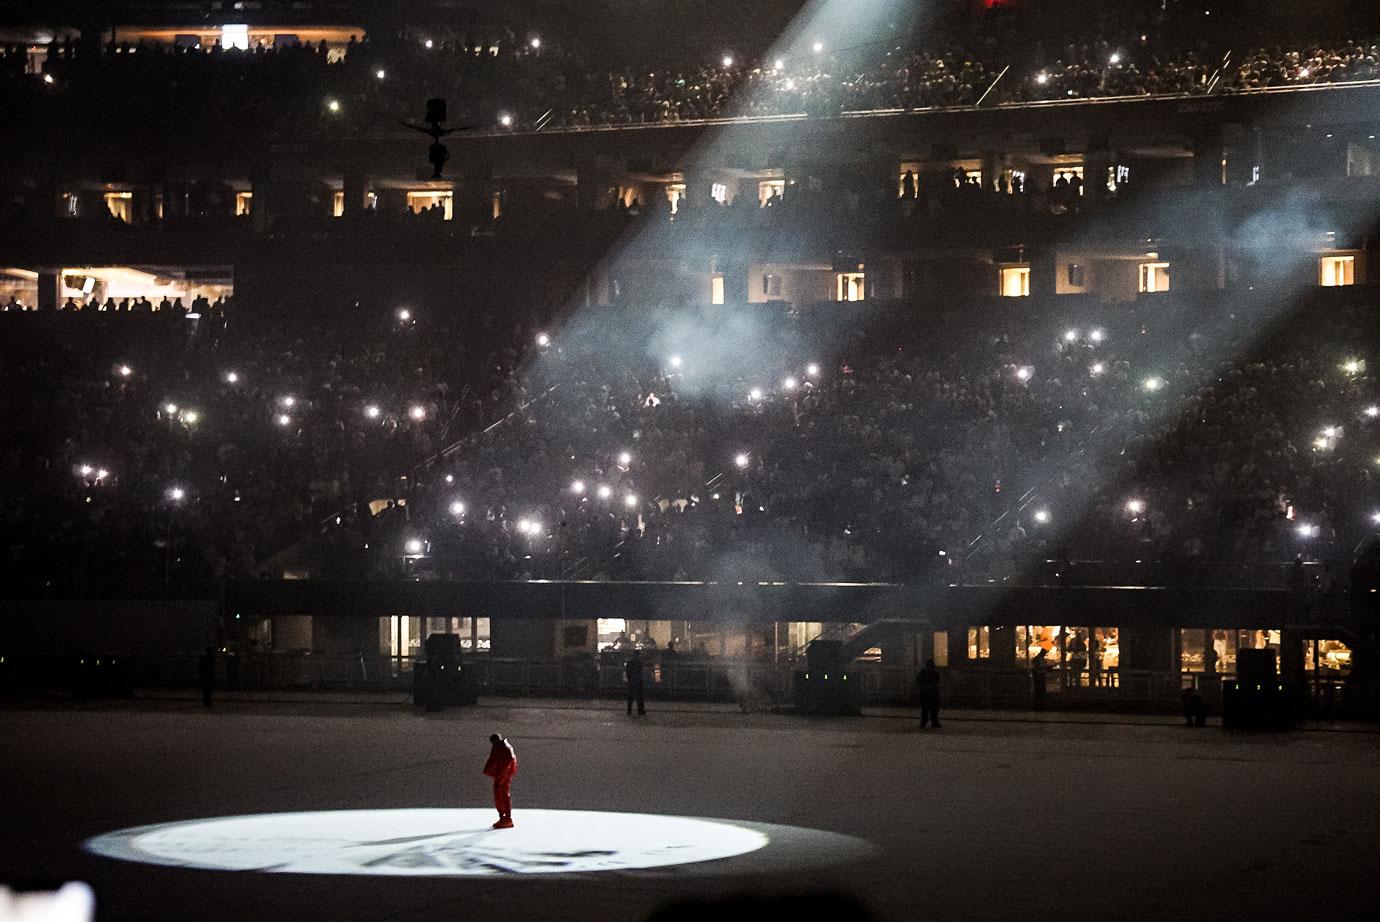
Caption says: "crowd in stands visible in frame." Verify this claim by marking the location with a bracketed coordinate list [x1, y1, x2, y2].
[3, 287, 1377, 595]
[6, 27, 1379, 140]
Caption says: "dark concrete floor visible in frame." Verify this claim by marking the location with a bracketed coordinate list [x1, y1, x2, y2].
[3, 698, 1377, 921]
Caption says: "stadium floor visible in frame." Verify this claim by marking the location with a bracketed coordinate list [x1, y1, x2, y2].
[3, 698, 1378, 921]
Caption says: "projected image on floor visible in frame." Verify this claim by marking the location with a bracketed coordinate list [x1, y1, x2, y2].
[86, 809, 787, 876]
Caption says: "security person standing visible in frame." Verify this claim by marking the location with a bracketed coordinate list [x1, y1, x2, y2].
[625, 649, 646, 716]
[917, 658, 942, 729]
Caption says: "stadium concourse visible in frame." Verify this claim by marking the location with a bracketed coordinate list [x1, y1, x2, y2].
[1, 698, 1379, 921]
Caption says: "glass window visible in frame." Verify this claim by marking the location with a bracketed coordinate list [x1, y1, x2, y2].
[1320, 254, 1355, 287]
[1017, 625, 1062, 664]
[103, 192, 133, 223]
[932, 631, 949, 667]
[1180, 629, 1206, 673]
[666, 183, 686, 214]
[710, 182, 728, 204]
[1067, 263, 1085, 287]
[1093, 627, 1119, 671]
[1304, 639, 1353, 674]
[763, 274, 782, 297]
[711, 274, 725, 305]
[758, 179, 785, 205]
[966, 626, 990, 660]
[406, 190, 453, 219]
[1139, 261, 1171, 293]
[1000, 266, 1030, 297]
[332, 190, 345, 217]
[234, 191, 253, 217]
[836, 272, 865, 302]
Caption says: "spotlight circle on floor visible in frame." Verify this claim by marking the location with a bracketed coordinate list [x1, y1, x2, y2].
[86, 809, 798, 876]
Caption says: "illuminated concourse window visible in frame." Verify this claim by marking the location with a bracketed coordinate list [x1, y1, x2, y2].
[103, 192, 133, 223]
[711, 273, 725, 305]
[407, 190, 453, 219]
[666, 183, 686, 214]
[1304, 639, 1353, 674]
[234, 192, 253, 217]
[331, 191, 345, 217]
[1016, 625, 1062, 664]
[762, 274, 782, 297]
[966, 626, 990, 660]
[1000, 265, 1030, 297]
[1139, 261, 1171, 293]
[758, 179, 785, 205]
[1319, 254, 1355, 287]
[836, 272, 865, 302]
[711, 182, 728, 204]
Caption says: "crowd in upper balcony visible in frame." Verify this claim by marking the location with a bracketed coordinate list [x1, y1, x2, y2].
[2, 285, 1376, 595]
[4, 20, 1379, 142]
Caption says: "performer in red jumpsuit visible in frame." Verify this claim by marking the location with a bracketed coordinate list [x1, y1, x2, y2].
[482, 733, 518, 829]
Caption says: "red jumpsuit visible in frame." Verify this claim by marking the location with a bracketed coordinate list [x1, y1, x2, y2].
[482, 738, 518, 821]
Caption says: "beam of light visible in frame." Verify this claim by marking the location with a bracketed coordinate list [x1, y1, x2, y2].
[83, 809, 874, 876]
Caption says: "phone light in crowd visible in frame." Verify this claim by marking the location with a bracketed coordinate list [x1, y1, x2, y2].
[597, 484, 613, 500]
[530, 36, 541, 49]
[118, 364, 133, 378]
[281, 396, 295, 408]
[1342, 358, 1363, 374]
[1322, 426, 1340, 440]
[722, 55, 734, 67]
[618, 451, 632, 467]
[449, 501, 465, 517]
[409, 406, 426, 421]
[749, 387, 763, 402]
[1298, 67, 1310, 78]
[1015, 366, 1033, 382]
[167, 486, 185, 502]
[1064, 329, 1079, 342]
[276, 413, 292, 427]
[1088, 328, 1106, 343]
[735, 452, 750, 469]
[1126, 499, 1146, 515]
[774, 58, 784, 71]
[806, 362, 820, 377]
[499, 112, 514, 127]
[79, 464, 93, 477]
[164, 402, 178, 415]
[1033, 509, 1051, 524]
[405, 538, 424, 555]
[812, 41, 824, 53]
[397, 308, 411, 322]
[1366, 406, 1379, 418]
[375, 68, 386, 80]
[1371, 512, 1380, 526]
[571, 480, 586, 495]
[783, 376, 798, 391]
[424, 38, 434, 49]
[1109, 52, 1121, 65]
[326, 98, 341, 113]
[1142, 376, 1163, 392]
[444, 474, 454, 484]
[1036, 71, 1049, 85]
[1297, 523, 1318, 539]
[1090, 362, 1106, 376]
[624, 494, 638, 509]
[224, 371, 239, 384]
[364, 404, 381, 419]
[182, 410, 199, 425]
[669, 355, 683, 369]
[536, 332, 550, 347]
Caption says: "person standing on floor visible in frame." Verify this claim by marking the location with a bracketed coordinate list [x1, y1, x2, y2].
[917, 658, 942, 729]
[625, 649, 646, 715]
[483, 733, 517, 829]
